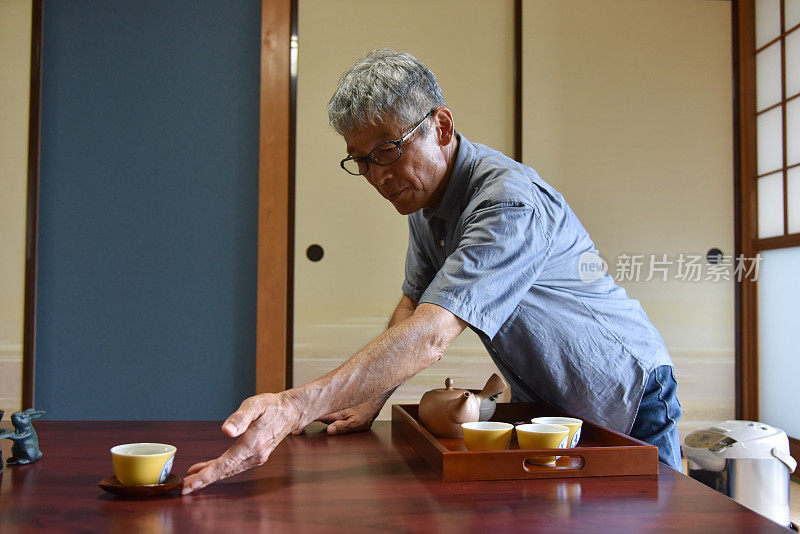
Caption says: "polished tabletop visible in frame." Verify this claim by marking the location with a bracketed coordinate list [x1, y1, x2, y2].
[0, 420, 790, 533]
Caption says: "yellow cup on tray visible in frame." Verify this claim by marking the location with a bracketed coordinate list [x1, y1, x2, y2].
[531, 416, 583, 448]
[111, 443, 176, 486]
[461, 422, 514, 451]
[515, 423, 570, 465]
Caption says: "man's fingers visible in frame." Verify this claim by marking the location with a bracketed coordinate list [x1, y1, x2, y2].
[183, 461, 234, 495]
[222, 399, 262, 437]
[181, 438, 250, 494]
[327, 415, 360, 435]
[186, 460, 214, 475]
[317, 410, 347, 424]
[181, 430, 279, 495]
[222, 413, 250, 438]
[182, 452, 262, 495]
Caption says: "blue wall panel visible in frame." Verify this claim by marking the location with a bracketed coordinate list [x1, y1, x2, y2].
[36, 0, 260, 419]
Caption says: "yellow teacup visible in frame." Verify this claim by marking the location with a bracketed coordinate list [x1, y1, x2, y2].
[461, 422, 514, 451]
[111, 443, 177, 486]
[515, 423, 570, 465]
[531, 416, 583, 448]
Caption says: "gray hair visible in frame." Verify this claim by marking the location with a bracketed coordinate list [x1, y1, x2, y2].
[327, 48, 446, 136]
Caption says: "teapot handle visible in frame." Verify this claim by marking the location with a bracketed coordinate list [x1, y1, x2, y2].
[478, 373, 508, 400]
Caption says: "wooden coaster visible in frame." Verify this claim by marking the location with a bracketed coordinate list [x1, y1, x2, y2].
[97, 474, 182, 497]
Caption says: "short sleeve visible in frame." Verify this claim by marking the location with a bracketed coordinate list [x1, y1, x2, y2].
[418, 202, 549, 338]
[402, 216, 437, 301]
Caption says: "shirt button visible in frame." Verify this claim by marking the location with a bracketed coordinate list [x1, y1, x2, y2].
[439, 240, 445, 247]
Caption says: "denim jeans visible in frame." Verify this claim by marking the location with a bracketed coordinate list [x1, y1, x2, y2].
[629, 365, 683, 470]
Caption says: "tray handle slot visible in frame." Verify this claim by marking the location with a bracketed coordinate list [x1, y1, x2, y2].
[522, 454, 586, 473]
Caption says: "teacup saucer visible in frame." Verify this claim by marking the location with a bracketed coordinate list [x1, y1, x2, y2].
[98, 474, 182, 497]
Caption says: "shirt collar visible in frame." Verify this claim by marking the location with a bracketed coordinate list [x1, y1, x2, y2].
[422, 132, 474, 222]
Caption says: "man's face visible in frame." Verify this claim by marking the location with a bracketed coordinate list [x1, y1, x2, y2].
[343, 116, 448, 215]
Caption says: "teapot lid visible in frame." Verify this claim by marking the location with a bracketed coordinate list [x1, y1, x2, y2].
[423, 377, 465, 396]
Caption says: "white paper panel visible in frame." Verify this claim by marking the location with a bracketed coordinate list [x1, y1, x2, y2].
[788, 167, 800, 234]
[758, 246, 800, 439]
[786, 1, 800, 29]
[787, 29, 800, 97]
[295, 0, 514, 412]
[756, 0, 781, 48]
[525, 0, 736, 436]
[758, 172, 784, 238]
[757, 42, 783, 110]
[788, 97, 800, 165]
[757, 107, 784, 174]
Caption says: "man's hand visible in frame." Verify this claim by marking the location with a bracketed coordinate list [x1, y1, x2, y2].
[181, 297, 464, 495]
[290, 397, 385, 436]
[181, 391, 303, 495]
[319, 397, 384, 435]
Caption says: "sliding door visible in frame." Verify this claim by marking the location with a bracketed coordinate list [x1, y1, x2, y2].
[522, 0, 735, 435]
[293, 0, 736, 433]
[293, 0, 514, 417]
[739, 0, 800, 456]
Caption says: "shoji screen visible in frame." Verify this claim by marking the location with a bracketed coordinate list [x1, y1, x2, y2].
[754, 0, 800, 439]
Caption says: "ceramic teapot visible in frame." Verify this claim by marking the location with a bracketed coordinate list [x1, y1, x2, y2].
[418, 374, 508, 438]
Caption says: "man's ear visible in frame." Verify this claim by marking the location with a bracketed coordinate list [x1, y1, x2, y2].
[432, 106, 455, 146]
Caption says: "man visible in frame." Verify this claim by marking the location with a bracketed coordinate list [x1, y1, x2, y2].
[182, 49, 681, 495]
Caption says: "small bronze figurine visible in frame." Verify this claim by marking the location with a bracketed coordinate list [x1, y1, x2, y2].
[0, 409, 45, 465]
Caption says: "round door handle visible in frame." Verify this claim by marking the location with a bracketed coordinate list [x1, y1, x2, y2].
[306, 244, 324, 262]
[706, 248, 724, 264]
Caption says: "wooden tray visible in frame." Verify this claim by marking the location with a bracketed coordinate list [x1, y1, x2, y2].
[391, 402, 659, 482]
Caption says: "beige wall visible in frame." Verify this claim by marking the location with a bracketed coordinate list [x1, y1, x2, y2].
[295, 0, 515, 322]
[293, 0, 514, 417]
[0, 0, 32, 415]
[522, 0, 735, 435]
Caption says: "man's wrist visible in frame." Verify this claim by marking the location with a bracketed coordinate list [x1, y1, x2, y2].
[282, 386, 314, 429]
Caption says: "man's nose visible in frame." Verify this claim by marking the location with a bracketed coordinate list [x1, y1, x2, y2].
[365, 164, 391, 188]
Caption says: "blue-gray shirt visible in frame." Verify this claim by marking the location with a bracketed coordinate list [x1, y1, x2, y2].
[402, 133, 673, 433]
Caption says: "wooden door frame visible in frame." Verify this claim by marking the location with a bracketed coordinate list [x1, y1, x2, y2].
[22, 0, 43, 409]
[256, 0, 295, 393]
[734, 0, 756, 423]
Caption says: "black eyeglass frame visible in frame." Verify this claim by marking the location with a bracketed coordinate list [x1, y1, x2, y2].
[339, 108, 438, 176]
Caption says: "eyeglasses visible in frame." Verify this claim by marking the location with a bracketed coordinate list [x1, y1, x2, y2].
[339, 108, 437, 176]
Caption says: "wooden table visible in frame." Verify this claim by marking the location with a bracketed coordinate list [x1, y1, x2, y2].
[0, 421, 791, 533]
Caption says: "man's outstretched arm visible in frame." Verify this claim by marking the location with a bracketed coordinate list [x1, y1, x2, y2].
[181, 301, 466, 494]
[310, 294, 419, 435]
